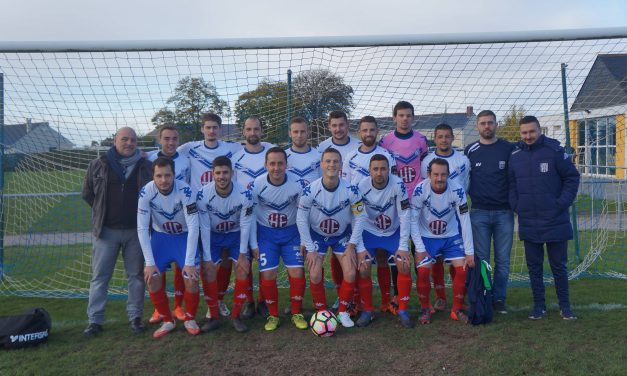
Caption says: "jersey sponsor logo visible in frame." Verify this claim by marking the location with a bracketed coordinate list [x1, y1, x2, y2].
[268, 213, 289, 228]
[200, 171, 212, 185]
[540, 162, 549, 173]
[428, 220, 448, 235]
[245, 206, 253, 216]
[216, 221, 236, 232]
[459, 203, 469, 214]
[162, 221, 184, 234]
[319, 218, 340, 234]
[186, 203, 198, 215]
[375, 213, 392, 230]
[400, 198, 410, 211]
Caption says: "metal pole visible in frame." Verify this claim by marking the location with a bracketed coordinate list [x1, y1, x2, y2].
[561, 63, 581, 263]
[0, 73, 5, 280]
[287, 69, 292, 146]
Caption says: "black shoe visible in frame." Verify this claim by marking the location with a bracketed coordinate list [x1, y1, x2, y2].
[83, 323, 103, 338]
[201, 318, 220, 332]
[493, 300, 508, 314]
[256, 301, 270, 318]
[129, 317, 146, 334]
[239, 302, 256, 320]
[232, 317, 249, 333]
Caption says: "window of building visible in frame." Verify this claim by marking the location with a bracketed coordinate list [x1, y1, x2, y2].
[576, 116, 617, 176]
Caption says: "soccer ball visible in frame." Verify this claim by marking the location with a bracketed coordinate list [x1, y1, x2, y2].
[310, 309, 337, 337]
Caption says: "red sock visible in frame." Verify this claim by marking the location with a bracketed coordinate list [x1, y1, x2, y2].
[357, 275, 374, 312]
[257, 271, 265, 303]
[449, 264, 457, 281]
[200, 276, 219, 318]
[309, 279, 327, 311]
[217, 263, 232, 301]
[452, 266, 467, 311]
[353, 269, 361, 306]
[289, 276, 306, 314]
[377, 265, 391, 307]
[338, 280, 355, 313]
[149, 287, 173, 322]
[260, 278, 279, 317]
[173, 265, 185, 308]
[432, 259, 446, 300]
[245, 269, 255, 303]
[183, 290, 200, 320]
[417, 267, 432, 309]
[231, 278, 249, 319]
[397, 271, 412, 311]
[330, 255, 343, 296]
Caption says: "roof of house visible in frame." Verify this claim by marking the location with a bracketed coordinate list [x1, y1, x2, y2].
[349, 111, 475, 132]
[571, 54, 627, 112]
[4, 122, 74, 153]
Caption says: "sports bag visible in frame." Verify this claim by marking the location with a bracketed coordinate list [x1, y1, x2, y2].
[465, 257, 494, 325]
[0, 308, 51, 349]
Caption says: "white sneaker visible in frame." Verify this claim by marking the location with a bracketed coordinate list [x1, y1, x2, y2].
[338, 312, 355, 328]
[153, 321, 175, 339]
[206, 307, 212, 319]
[219, 300, 231, 317]
[184, 320, 200, 336]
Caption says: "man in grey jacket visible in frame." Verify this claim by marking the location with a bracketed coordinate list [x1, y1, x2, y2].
[82, 127, 153, 337]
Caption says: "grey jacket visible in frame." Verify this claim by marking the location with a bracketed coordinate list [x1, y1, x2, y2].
[81, 154, 152, 238]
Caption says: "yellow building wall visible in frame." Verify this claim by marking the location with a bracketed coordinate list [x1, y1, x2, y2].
[616, 114, 625, 179]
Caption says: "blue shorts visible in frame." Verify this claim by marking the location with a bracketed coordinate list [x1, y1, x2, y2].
[362, 228, 400, 265]
[210, 231, 241, 264]
[420, 234, 465, 263]
[310, 227, 351, 255]
[258, 224, 303, 271]
[151, 231, 199, 273]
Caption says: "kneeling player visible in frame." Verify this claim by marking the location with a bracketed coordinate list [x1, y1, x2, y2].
[197, 156, 254, 333]
[249, 147, 308, 331]
[357, 154, 414, 328]
[296, 147, 366, 328]
[137, 157, 201, 338]
[411, 158, 475, 324]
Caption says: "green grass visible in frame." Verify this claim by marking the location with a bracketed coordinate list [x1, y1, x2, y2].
[0, 280, 625, 375]
[3, 170, 84, 194]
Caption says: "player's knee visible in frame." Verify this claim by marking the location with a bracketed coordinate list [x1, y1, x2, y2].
[344, 268, 356, 282]
[288, 267, 305, 279]
[358, 267, 370, 279]
[261, 269, 277, 281]
[184, 278, 198, 293]
[147, 277, 162, 293]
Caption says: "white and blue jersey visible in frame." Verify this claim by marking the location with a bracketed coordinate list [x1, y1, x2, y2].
[421, 150, 471, 191]
[410, 180, 474, 261]
[250, 173, 303, 271]
[296, 177, 365, 254]
[178, 140, 243, 193]
[343, 145, 397, 186]
[196, 181, 253, 263]
[285, 146, 321, 188]
[317, 136, 360, 179]
[233, 142, 275, 190]
[147, 150, 191, 183]
[137, 180, 199, 269]
[359, 174, 411, 255]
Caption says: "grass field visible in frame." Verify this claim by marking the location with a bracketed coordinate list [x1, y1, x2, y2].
[0, 280, 625, 375]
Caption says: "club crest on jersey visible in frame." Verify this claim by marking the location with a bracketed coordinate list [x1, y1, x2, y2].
[429, 220, 448, 235]
[320, 219, 340, 234]
[162, 221, 183, 234]
[268, 213, 288, 228]
[200, 171, 212, 185]
[375, 214, 392, 230]
[216, 221, 236, 232]
[540, 163, 549, 173]
[398, 166, 416, 183]
[499, 161, 506, 169]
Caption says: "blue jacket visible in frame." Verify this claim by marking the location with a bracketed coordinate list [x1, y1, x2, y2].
[508, 135, 580, 242]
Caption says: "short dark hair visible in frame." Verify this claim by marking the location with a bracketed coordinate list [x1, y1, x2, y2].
[290, 117, 308, 127]
[328, 110, 348, 124]
[393, 101, 414, 117]
[212, 155, 232, 170]
[359, 116, 378, 127]
[245, 116, 263, 130]
[519, 115, 540, 128]
[265, 146, 287, 163]
[427, 158, 449, 174]
[152, 156, 175, 176]
[434, 123, 453, 136]
[321, 147, 342, 163]
[369, 153, 389, 167]
[158, 124, 178, 139]
[201, 113, 222, 126]
[476, 110, 496, 121]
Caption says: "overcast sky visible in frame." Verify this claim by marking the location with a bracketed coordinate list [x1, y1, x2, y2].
[1, 0, 626, 42]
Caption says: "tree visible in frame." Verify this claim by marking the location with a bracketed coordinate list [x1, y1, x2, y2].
[151, 76, 230, 142]
[497, 105, 525, 142]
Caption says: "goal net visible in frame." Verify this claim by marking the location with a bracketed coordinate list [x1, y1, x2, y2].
[0, 30, 626, 297]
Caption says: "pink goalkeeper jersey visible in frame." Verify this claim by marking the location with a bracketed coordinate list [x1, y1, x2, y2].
[380, 130, 429, 195]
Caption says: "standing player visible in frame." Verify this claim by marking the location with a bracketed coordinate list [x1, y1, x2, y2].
[411, 158, 475, 325]
[380, 101, 429, 313]
[196, 156, 254, 333]
[316, 111, 360, 308]
[178, 113, 242, 320]
[146, 125, 191, 325]
[249, 147, 308, 331]
[286, 117, 321, 189]
[296, 148, 366, 328]
[420, 123, 471, 313]
[464, 110, 515, 314]
[356, 154, 414, 328]
[137, 157, 201, 338]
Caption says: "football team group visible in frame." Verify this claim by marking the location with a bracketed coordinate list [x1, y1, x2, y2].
[81, 101, 580, 339]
